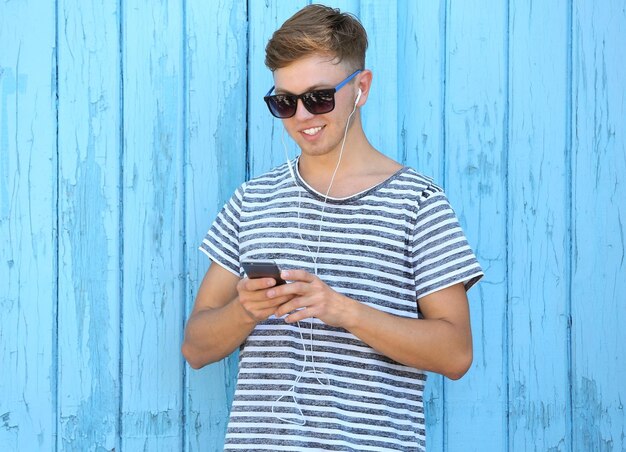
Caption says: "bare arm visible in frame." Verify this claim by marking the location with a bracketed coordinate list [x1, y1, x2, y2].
[344, 283, 472, 379]
[181, 262, 292, 369]
[273, 270, 473, 380]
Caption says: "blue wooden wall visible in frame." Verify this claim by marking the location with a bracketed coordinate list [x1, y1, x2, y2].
[1, 1, 624, 451]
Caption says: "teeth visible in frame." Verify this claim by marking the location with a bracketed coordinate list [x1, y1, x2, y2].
[302, 126, 322, 136]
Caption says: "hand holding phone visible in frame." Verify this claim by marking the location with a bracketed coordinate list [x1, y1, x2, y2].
[241, 260, 286, 286]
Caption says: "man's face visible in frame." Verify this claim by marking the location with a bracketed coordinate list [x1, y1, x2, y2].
[272, 54, 359, 159]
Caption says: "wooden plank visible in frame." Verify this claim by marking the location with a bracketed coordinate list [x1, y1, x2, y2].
[121, 1, 185, 449]
[397, 0, 446, 177]
[507, 1, 571, 450]
[443, 1, 508, 450]
[571, 1, 626, 450]
[359, 0, 399, 160]
[317, 0, 360, 14]
[247, 0, 312, 178]
[55, 0, 121, 449]
[1, 1, 624, 450]
[0, 2, 57, 451]
[396, 1, 448, 449]
[184, 0, 247, 450]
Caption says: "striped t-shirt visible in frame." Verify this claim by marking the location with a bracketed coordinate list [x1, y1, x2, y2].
[200, 160, 483, 451]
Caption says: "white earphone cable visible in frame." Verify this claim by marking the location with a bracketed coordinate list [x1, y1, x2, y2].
[273, 91, 360, 426]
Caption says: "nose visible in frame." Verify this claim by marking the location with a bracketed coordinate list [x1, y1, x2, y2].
[292, 98, 315, 121]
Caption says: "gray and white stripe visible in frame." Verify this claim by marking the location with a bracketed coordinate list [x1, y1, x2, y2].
[200, 160, 482, 451]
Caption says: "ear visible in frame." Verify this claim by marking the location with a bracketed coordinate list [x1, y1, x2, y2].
[355, 69, 373, 107]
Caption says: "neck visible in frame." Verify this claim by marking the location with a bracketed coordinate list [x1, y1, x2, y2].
[291, 115, 403, 198]
[297, 141, 395, 200]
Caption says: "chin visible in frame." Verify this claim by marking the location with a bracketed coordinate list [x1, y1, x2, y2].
[297, 138, 342, 157]
[300, 146, 338, 159]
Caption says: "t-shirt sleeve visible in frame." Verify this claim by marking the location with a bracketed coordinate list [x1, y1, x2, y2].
[411, 184, 483, 300]
[199, 183, 246, 277]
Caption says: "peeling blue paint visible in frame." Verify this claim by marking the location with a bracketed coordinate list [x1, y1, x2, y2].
[58, 81, 118, 451]
[1, 1, 626, 452]
[0, 67, 27, 221]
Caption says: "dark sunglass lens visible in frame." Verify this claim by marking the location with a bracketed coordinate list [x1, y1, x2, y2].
[268, 95, 296, 118]
[303, 90, 335, 114]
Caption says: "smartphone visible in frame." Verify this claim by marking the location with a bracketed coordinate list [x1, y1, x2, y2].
[241, 259, 286, 285]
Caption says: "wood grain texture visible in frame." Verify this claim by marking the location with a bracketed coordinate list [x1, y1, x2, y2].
[571, 1, 626, 450]
[247, 0, 309, 178]
[359, 0, 399, 160]
[396, 1, 447, 449]
[121, 1, 185, 449]
[508, 1, 571, 450]
[1, 1, 625, 451]
[443, 1, 508, 450]
[56, 0, 121, 449]
[0, 2, 57, 450]
[184, 0, 247, 449]
[397, 0, 446, 178]
[318, 0, 361, 14]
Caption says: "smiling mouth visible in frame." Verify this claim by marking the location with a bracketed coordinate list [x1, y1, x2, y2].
[302, 126, 324, 136]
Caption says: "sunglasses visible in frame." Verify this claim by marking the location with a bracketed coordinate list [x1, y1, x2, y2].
[263, 70, 362, 119]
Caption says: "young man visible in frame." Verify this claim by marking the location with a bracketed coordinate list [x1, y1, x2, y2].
[182, 5, 483, 451]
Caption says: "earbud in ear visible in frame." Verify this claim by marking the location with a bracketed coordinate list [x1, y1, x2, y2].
[354, 88, 362, 106]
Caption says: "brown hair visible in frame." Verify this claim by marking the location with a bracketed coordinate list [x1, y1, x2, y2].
[265, 4, 368, 72]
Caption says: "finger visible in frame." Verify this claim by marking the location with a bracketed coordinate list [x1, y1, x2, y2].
[247, 306, 283, 323]
[240, 277, 279, 292]
[243, 294, 292, 311]
[266, 281, 309, 299]
[285, 305, 318, 323]
[274, 296, 306, 318]
[267, 295, 293, 307]
[240, 296, 292, 322]
[280, 269, 316, 283]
